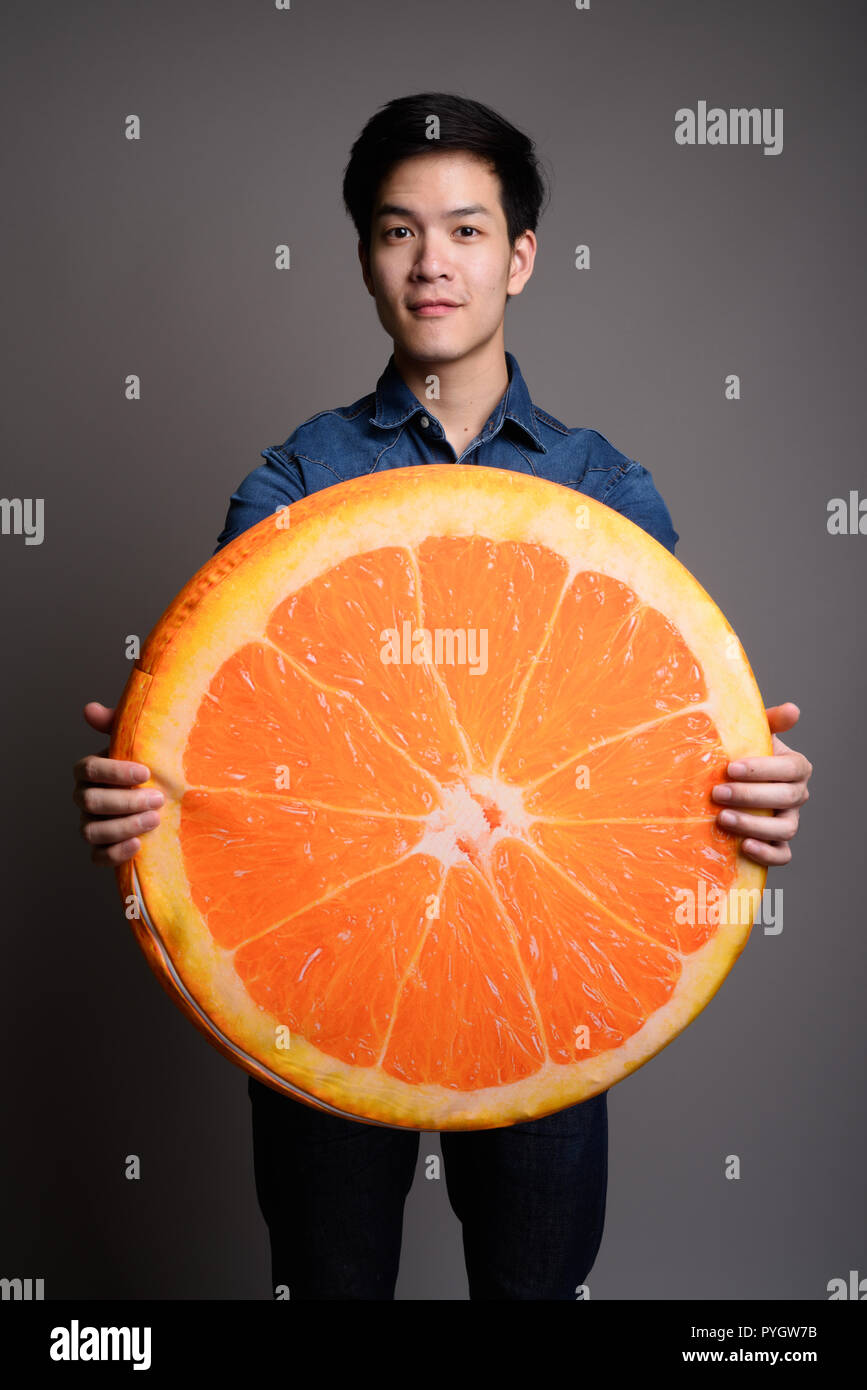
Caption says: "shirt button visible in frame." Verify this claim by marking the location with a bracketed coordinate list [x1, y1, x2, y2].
[419, 415, 430, 428]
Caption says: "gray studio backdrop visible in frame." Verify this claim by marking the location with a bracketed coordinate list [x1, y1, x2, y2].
[2, 0, 864, 1299]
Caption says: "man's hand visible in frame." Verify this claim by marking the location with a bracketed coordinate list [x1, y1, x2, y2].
[711, 702, 812, 866]
[72, 701, 164, 865]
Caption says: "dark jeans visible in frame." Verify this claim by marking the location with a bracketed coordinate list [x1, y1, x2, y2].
[247, 1075, 608, 1300]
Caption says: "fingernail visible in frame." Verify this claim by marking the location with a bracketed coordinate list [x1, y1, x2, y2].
[718, 810, 737, 826]
[728, 762, 746, 777]
[713, 785, 733, 801]
[147, 792, 164, 808]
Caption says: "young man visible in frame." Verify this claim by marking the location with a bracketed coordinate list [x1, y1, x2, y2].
[73, 93, 812, 1300]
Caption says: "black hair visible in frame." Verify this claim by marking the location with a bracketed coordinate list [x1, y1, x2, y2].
[342, 91, 552, 262]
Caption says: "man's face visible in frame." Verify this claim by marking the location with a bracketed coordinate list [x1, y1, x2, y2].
[359, 150, 535, 366]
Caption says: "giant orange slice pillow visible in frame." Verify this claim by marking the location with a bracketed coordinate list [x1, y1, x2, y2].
[110, 465, 771, 1131]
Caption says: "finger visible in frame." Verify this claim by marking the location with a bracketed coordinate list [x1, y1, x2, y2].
[713, 781, 808, 811]
[83, 701, 117, 732]
[80, 809, 161, 847]
[721, 753, 809, 782]
[769, 733, 814, 776]
[91, 837, 142, 866]
[739, 837, 793, 866]
[717, 807, 799, 841]
[765, 702, 800, 735]
[75, 784, 165, 815]
[72, 754, 151, 787]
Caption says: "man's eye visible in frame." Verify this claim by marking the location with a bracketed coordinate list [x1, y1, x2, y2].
[384, 226, 480, 239]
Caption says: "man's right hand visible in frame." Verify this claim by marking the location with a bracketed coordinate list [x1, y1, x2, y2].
[73, 701, 164, 865]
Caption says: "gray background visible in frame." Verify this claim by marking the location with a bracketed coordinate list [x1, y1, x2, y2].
[2, 0, 864, 1299]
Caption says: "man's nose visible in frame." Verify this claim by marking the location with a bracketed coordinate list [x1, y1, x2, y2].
[411, 241, 455, 278]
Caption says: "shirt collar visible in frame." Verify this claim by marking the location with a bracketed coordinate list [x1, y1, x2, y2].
[370, 349, 546, 452]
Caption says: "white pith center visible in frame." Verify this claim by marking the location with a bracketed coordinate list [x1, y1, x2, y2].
[414, 774, 533, 870]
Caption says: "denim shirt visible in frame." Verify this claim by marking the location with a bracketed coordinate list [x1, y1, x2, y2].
[213, 350, 679, 556]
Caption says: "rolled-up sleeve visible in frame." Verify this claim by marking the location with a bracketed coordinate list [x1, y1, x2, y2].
[602, 462, 680, 556]
[213, 449, 307, 554]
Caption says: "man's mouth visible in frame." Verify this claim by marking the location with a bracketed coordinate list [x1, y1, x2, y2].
[409, 300, 462, 316]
